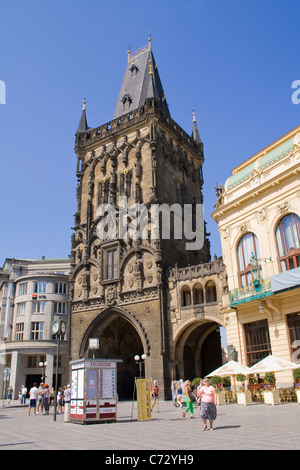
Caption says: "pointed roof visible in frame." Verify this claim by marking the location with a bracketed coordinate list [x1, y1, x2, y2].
[114, 39, 169, 119]
[77, 98, 88, 133]
[192, 111, 202, 143]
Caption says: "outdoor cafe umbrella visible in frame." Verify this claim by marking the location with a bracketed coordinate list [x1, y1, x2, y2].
[248, 354, 299, 374]
[206, 360, 251, 392]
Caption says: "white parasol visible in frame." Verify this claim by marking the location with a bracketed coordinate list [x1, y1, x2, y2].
[206, 360, 251, 377]
[248, 355, 299, 374]
[206, 360, 251, 392]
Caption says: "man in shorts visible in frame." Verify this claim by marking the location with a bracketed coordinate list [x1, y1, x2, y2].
[28, 382, 38, 416]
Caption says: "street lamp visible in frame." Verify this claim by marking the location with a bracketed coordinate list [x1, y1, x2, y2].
[38, 361, 48, 383]
[134, 354, 146, 378]
[51, 319, 66, 422]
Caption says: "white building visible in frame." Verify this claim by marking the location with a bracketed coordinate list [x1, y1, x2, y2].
[0, 257, 71, 399]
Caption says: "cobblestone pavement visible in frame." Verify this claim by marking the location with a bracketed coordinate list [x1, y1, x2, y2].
[0, 400, 299, 451]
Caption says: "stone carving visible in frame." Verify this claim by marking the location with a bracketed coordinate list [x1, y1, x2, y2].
[276, 201, 289, 215]
[107, 285, 117, 305]
[256, 207, 267, 223]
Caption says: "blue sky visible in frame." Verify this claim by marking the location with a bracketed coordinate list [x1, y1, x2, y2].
[0, 0, 299, 265]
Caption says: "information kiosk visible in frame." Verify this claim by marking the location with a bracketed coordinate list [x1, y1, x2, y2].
[70, 358, 122, 424]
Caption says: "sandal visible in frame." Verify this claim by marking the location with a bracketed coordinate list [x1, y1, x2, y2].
[182, 411, 186, 418]
[202, 426, 207, 431]
[191, 416, 195, 419]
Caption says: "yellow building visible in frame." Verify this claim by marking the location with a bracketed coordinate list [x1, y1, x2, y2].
[212, 125, 300, 387]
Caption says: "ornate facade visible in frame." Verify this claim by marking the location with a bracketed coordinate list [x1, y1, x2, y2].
[212, 125, 300, 387]
[70, 40, 226, 398]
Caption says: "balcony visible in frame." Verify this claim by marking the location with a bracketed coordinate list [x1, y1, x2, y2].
[228, 278, 272, 306]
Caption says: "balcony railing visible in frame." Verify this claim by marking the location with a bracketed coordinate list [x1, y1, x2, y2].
[228, 278, 272, 306]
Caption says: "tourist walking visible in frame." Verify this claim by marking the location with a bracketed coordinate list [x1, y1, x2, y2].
[21, 385, 27, 404]
[28, 382, 38, 416]
[57, 387, 63, 414]
[151, 380, 159, 412]
[198, 377, 217, 430]
[7, 385, 13, 404]
[43, 384, 50, 415]
[37, 383, 45, 414]
[182, 380, 195, 418]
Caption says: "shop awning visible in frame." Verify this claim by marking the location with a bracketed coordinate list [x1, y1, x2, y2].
[270, 267, 300, 293]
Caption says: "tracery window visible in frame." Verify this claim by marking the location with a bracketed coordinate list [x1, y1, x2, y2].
[275, 213, 300, 271]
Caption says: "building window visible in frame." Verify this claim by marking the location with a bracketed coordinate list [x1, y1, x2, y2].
[33, 282, 47, 293]
[32, 301, 46, 314]
[54, 302, 67, 314]
[205, 280, 217, 303]
[193, 283, 204, 305]
[106, 249, 118, 280]
[55, 282, 67, 294]
[276, 213, 300, 271]
[18, 282, 28, 296]
[98, 179, 110, 204]
[17, 302, 26, 315]
[181, 286, 192, 306]
[244, 319, 272, 366]
[16, 323, 24, 341]
[30, 322, 44, 340]
[28, 356, 37, 367]
[120, 171, 133, 198]
[287, 313, 300, 363]
[237, 232, 261, 286]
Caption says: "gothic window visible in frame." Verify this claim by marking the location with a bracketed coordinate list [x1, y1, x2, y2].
[244, 320, 272, 366]
[275, 213, 300, 271]
[237, 232, 261, 287]
[193, 283, 204, 305]
[102, 246, 118, 280]
[98, 179, 110, 204]
[181, 286, 192, 306]
[205, 280, 217, 303]
[120, 171, 133, 198]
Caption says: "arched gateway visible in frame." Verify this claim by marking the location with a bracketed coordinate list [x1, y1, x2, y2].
[79, 307, 149, 399]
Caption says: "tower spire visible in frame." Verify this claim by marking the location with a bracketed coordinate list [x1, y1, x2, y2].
[114, 40, 169, 119]
[192, 110, 202, 143]
[77, 97, 88, 133]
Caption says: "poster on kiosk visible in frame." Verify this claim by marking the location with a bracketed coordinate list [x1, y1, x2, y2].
[70, 358, 122, 424]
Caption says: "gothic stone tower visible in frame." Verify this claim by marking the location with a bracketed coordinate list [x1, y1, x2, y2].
[70, 39, 210, 398]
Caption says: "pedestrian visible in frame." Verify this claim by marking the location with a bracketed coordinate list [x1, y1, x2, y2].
[175, 381, 183, 407]
[21, 385, 27, 405]
[43, 384, 50, 415]
[57, 387, 63, 414]
[36, 383, 45, 414]
[50, 387, 55, 406]
[63, 384, 71, 421]
[151, 380, 159, 412]
[63, 384, 71, 404]
[198, 377, 217, 431]
[182, 380, 195, 418]
[7, 385, 13, 404]
[28, 382, 38, 415]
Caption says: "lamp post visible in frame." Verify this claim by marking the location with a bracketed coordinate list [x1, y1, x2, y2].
[39, 361, 48, 383]
[134, 354, 146, 378]
[51, 320, 66, 422]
